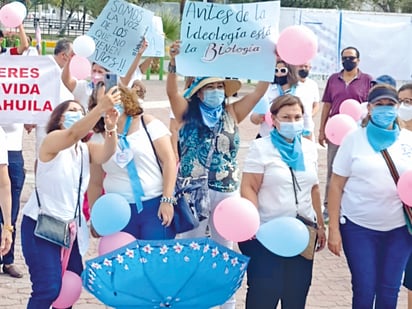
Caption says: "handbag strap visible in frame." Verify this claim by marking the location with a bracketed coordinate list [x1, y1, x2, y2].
[381, 149, 412, 217]
[141, 115, 162, 173]
[142, 115, 219, 173]
[35, 144, 83, 226]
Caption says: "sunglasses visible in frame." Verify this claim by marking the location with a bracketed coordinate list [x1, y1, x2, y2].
[342, 56, 357, 61]
[275, 67, 288, 74]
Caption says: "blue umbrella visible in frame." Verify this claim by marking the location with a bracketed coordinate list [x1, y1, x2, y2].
[82, 237, 249, 308]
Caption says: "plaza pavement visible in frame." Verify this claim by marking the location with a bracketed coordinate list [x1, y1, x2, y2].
[0, 78, 408, 308]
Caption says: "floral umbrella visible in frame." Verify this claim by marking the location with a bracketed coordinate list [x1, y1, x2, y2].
[82, 237, 249, 308]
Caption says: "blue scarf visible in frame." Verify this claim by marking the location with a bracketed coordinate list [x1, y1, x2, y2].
[366, 121, 399, 152]
[198, 103, 223, 128]
[270, 129, 305, 171]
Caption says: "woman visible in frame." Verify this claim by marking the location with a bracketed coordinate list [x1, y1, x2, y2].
[167, 41, 269, 309]
[0, 126, 12, 257]
[239, 94, 326, 308]
[250, 60, 299, 138]
[398, 83, 412, 309]
[93, 86, 177, 240]
[20, 86, 120, 308]
[328, 84, 412, 309]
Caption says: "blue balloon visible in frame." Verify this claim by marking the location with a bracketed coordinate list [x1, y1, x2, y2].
[256, 217, 309, 257]
[91, 193, 131, 236]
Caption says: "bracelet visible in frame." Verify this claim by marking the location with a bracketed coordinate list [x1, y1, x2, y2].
[168, 63, 176, 74]
[160, 196, 176, 205]
[104, 124, 117, 133]
[3, 224, 14, 233]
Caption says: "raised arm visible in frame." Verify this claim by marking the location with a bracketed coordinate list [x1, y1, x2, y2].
[61, 53, 77, 92]
[230, 81, 269, 123]
[40, 86, 120, 161]
[166, 41, 189, 124]
[16, 24, 29, 54]
[119, 39, 148, 87]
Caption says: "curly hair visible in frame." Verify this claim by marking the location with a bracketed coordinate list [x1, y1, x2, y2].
[120, 85, 143, 117]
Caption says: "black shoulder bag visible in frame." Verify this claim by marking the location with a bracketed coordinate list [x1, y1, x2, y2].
[34, 146, 83, 248]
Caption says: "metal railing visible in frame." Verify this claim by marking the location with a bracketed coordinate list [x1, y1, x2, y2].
[23, 17, 93, 38]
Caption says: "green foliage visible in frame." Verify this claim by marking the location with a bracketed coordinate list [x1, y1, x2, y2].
[160, 10, 180, 42]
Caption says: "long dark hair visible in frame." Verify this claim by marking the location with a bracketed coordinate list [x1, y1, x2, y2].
[88, 82, 105, 133]
[46, 100, 85, 133]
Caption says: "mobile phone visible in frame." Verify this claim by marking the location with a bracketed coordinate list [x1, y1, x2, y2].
[104, 73, 118, 93]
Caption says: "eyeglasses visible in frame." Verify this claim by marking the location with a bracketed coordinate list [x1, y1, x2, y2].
[342, 56, 357, 61]
[400, 98, 412, 106]
[275, 67, 288, 74]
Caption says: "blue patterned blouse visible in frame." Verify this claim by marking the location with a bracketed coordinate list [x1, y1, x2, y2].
[178, 110, 240, 193]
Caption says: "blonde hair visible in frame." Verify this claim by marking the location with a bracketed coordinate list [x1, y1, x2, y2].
[120, 86, 143, 117]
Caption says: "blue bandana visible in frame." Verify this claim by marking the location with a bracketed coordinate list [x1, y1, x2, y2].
[270, 129, 305, 171]
[198, 102, 223, 128]
[366, 121, 399, 152]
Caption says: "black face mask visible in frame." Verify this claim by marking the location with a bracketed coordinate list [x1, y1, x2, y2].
[342, 59, 357, 71]
[274, 75, 288, 86]
[298, 69, 309, 79]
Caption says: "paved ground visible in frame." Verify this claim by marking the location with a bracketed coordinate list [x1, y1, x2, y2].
[0, 78, 408, 308]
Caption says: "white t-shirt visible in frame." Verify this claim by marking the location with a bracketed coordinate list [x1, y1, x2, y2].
[22, 142, 90, 254]
[72, 79, 93, 111]
[103, 118, 170, 203]
[1, 124, 23, 151]
[0, 127, 8, 164]
[127, 67, 143, 87]
[294, 78, 319, 132]
[23, 47, 39, 56]
[333, 127, 412, 231]
[243, 135, 319, 224]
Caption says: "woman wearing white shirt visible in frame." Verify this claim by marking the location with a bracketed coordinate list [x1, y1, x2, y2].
[328, 84, 412, 309]
[21, 86, 119, 308]
[240, 95, 326, 308]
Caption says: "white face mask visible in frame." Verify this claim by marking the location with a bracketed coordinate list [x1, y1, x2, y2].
[398, 103, 412, 122]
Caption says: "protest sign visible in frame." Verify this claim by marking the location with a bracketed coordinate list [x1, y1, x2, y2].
[143, 16, 165, 57]
[177, 1, 279, 82]
[87, 0, 154, 76]
[0, 56, 60, 124]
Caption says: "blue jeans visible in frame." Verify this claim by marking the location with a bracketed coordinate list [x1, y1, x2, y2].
[0, 151, 25, 265]
[341, 218, 412, 309]
[123, 196, 176, 240]
[238, 238, 313, 309]
[21, 216, 83, 309]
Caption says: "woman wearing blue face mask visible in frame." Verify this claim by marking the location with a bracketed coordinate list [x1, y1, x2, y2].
[239, 95, 325, 309]
[328, 84, 412, 309]
[20, 86, 120, 308]
[167, 41, 269, 309]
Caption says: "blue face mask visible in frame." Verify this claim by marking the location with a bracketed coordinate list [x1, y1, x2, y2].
[370, 105, 397, 128]
[63, 111, 83, 129]
[114, 103, 124, 115]
[277, 120, 304, 140]
[202, 89, 225, 109]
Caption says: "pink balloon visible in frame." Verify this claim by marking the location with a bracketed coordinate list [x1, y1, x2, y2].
[69, 55, 91, 80]
[277, 25, 318, 65]
[325, 114, 357, 145]
[52, 271, 82, 309]
[397, 170, 412, 207]
[0, 2, 26, 28]
[339, 99, 362, 121]
[264, 111, 273, 127]
[98, 232, 136, 256]
[213, 196, 260, 242]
